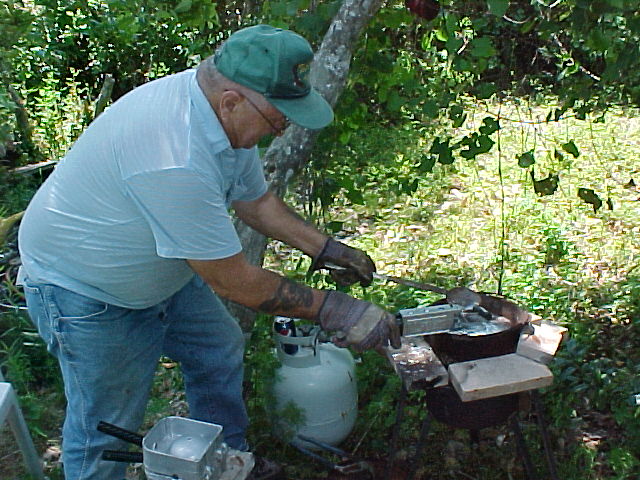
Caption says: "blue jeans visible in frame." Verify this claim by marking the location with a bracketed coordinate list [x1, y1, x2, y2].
[22, 275, 248, 480]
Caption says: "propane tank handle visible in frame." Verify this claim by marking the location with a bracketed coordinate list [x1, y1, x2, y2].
[275, 326, 321, 355]
[275, 327, 323, 367]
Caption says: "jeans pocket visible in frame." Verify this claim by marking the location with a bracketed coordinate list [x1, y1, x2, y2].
[22, 282, 58, 354]
[49, 286, 109, 322]
[22, 283, 41, 296]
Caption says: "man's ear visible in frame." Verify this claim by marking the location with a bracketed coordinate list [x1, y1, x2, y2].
[218, 90, 243, 122]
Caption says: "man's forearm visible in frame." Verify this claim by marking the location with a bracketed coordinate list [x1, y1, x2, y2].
[188, 257, 326, 320]
[258, 276, 316, 315]
[233, 191, 328, 257]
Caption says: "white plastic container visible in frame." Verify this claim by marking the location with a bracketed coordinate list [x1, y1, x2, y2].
[271, 325, 358, 450]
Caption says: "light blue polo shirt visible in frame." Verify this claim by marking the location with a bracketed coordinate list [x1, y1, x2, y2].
[18, 69, 268, 308]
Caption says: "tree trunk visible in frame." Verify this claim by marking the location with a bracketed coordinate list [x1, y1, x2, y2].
[225, 0, 385, 332]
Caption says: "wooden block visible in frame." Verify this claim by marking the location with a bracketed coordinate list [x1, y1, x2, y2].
[448, 353, 553, 402]
[517, 321, 568, 364]
[386, 337, 448, 390]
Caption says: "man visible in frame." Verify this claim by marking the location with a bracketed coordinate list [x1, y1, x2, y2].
[18, 24, 400, 479]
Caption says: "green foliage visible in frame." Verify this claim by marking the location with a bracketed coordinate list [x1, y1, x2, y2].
[0, 89, 14, 152]
[0, 172, 42, 214]
[0, 1, 33, 150]
[12, 0, 221, 98]
[0, 1, 33, 56]
[28, 72, 90, 161]
[300, 0, 640, 211]
[0, 311, 64, 439]
[243, 314, 283, 450]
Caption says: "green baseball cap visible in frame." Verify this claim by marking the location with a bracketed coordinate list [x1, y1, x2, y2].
[214, 24, 334, 130]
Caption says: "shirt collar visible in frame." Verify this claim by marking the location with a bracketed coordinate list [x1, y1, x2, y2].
[189, 69, 233, 154]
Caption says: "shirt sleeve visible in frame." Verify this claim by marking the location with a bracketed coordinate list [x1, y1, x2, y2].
[227, 148, 269, 204]
[124, 167, 242, 260]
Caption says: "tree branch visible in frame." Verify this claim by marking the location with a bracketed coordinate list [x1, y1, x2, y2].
[94, 74, 115, 119]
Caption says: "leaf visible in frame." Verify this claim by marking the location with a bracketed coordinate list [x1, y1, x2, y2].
[338, 131, 351, 144]
[429, 137, 455, 165]
[479, 116, 500, 135]
[346, 189, 365, 205]
[487, 0, 509, 17]
[561, 140, 580, 158]
[474, 82, 497, 99]
[460, 133, 495, 159]
[0, 210, 24, 243]
[295, 14, 325, 36]
[419, 154, 437, 173]
[449, 105, 466, 127]
[574, 106, 588, 121]
[445, 37, 464, 55]
[470, 37, 497, 58]
[606, 0, 624, 9]
[452, 56, 473, 73]
[578, 188, 603, 212]
[385, 8, 413, 28]
[386, 90, 405, 112]
[517, 150, 535, 168]
[270, 0, 288, 16]
[370, 53, 395, 74]
[174, 0, 192, 14]
[587, 29, 609, 51]
[434, 28, 448, 42]
[421, 32, 434, 51]
[531, 171, 559, 196]
[422, 100, 439, 118]
[325, 221, 344, 234]
[520, 18, 537, 34]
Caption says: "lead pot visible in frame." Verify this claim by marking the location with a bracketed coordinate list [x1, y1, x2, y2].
[422, 293, 534, 429]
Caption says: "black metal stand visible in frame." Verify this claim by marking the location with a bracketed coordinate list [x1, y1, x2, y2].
[386, 384, 409, 479]
[532, 390, 560, 480]
[388, 387, 560, 480]
[406, 410, 432, 480]
[510, 413, 538, 480]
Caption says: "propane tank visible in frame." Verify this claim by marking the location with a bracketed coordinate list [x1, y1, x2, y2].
[271, 321, 357, 450]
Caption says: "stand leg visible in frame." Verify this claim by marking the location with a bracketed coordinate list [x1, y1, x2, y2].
[406, 409, 432, 480]
[532, 390, 560, 480]
[510, 413, 538, 480]
[386, 384, 408, 479]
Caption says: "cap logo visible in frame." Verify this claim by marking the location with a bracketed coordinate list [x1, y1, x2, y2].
[293, 62, 310, 89]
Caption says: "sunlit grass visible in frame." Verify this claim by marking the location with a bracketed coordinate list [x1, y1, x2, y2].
[291, 102, 640, 308]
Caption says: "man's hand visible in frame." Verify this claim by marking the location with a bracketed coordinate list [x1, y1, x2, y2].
[317, 291, 401, 352]
[311, 238, 376, 287]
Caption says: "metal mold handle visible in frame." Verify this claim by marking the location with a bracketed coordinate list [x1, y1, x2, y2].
[97, 421, 143, 446]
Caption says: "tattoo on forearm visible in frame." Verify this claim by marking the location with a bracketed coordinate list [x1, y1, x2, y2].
[258, 278, 314, 314]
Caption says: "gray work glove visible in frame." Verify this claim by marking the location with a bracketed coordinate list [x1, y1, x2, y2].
[311, 238, 376, 287]
[317, 291, 401, 352]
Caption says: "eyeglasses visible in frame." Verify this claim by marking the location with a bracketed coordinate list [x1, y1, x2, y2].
[239, 92, 290, 136]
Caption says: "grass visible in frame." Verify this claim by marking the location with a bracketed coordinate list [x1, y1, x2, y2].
[1, 98, 639, 479]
